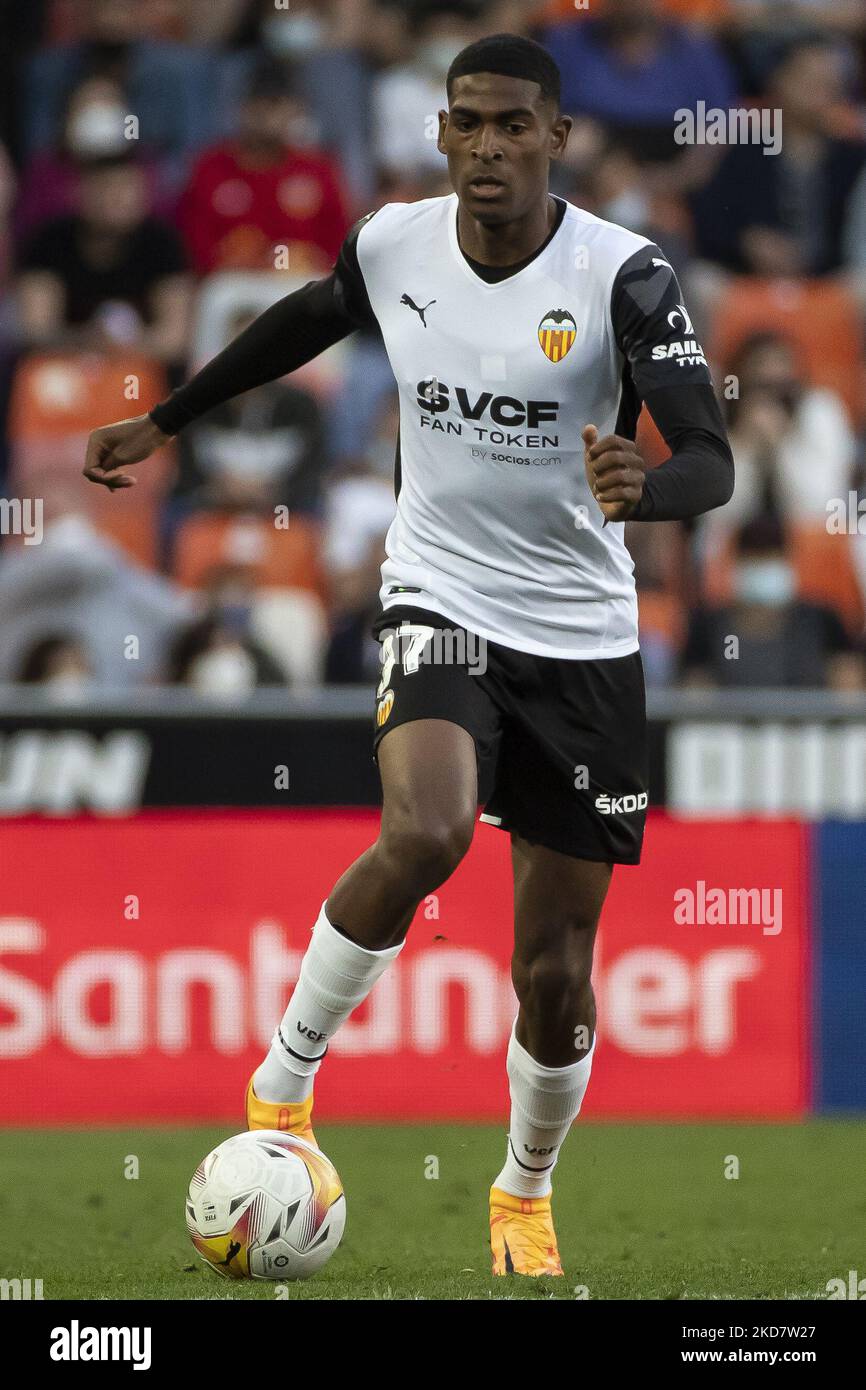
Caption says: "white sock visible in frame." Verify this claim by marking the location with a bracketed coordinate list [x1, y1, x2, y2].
[254, 902, 404, 1103]
[493, 1024, 596, 1199]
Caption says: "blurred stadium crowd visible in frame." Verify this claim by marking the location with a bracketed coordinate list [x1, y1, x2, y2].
[2, 0, 866, 697]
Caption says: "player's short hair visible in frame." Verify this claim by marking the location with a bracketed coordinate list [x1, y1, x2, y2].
[446, 33, 561, 109]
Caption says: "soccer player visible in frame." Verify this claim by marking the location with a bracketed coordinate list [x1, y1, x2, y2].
[84, 34, 733, 1277]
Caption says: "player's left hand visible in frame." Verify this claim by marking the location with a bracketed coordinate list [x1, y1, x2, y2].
[582, 424, 646, 523]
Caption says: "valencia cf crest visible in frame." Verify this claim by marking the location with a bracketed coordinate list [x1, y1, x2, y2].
[538, 309, 577, 363]
[376, 689, 395, 728]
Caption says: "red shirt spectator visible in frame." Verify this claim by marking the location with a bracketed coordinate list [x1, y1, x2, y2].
[177, 61, 348, 275]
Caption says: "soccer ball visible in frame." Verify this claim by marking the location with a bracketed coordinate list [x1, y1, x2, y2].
[185, 1130, 346, 1281]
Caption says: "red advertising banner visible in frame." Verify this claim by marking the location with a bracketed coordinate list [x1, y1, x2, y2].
[0, 811, 809, 1122]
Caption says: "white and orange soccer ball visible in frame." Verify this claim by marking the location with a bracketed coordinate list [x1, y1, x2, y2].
[185, 1130, 346, 1281]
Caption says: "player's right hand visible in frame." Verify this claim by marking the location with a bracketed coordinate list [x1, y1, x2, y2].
[82, 414, 172, 490]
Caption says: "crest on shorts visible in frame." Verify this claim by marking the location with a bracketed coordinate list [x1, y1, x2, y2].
[376, 689, 395, 728]
[538, 308, 576, 363]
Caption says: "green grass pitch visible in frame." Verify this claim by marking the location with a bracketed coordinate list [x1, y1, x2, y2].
[1, 1121, 862, 1300]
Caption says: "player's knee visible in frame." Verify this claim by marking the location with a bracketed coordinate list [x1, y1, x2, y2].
[512, 940, 592, 1012]
[380, 813, 474, 893]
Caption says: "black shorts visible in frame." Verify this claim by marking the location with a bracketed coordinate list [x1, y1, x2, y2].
[371, 605, 648, 865]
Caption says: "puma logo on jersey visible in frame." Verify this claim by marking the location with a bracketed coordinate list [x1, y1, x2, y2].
[401, 294, 436, 327]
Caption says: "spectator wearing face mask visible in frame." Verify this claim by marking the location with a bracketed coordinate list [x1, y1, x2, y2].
[681, 515, 864, 689]
[224, 0, 377, 203]
[14, 75, 177, 244]
[166, 564, 289, 696]
[24, 0, 227, 190]
[576, 137, 691, 271]
[372, 1, 485, 182]
[177, 61, 349, 275]
[166, 615, 288, 696]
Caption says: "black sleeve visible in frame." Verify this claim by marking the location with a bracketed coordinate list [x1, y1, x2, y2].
[149, 214, 377, 436]
[611, 243, 734, 522]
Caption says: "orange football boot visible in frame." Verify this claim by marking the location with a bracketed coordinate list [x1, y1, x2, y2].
[489, 1186, 564, 1277]
[245, 1078, 318, 1149]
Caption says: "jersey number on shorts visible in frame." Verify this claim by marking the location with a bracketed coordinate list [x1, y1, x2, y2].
[377, 624, 437, 697]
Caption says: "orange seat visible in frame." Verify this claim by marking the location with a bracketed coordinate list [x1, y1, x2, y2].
[8, 350, 175, 567]
[702, 524, 864, 634]
[93, 503, 160, 570]
[790, 522, 865, 634]
[9, 351, 170, 448]
[172, 512, 326, 598]
[710, 278, 866, 425]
